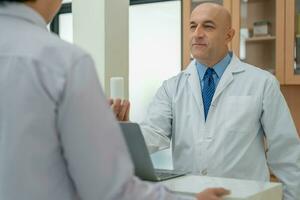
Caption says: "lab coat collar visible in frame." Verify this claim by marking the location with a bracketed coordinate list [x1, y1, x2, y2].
[184, 54, 245, 76]
[0, 2, 47, 29]
[184, 54, 246, 114]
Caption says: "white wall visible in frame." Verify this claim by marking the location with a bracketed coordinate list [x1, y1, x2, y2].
[129, 1, 181, 169]
[72, 0, 129, 98]
[129, 1, 181, 122]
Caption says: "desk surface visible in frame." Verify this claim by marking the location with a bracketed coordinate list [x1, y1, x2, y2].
[161, 175, 282, 200]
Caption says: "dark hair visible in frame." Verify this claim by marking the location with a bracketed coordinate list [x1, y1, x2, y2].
[0, 0, 34, 2]
[0, 0, 36, 5]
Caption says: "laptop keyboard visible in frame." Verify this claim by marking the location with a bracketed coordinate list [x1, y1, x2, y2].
[156, 172, 179, 178]
[155, 169, 185, 180]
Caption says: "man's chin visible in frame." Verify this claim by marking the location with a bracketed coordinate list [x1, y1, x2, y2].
[191, 52, 208, 61]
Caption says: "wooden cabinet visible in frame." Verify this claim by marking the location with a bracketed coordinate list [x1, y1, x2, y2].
[182, 0, 300, 133]
[231, 0, 285, 84]
[285, 0, 300, 84]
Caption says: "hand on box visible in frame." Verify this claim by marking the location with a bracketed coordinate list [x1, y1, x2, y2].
[196, 188, 230, 200]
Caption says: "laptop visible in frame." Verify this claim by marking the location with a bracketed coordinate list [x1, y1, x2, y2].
[119, 122, 186, 182]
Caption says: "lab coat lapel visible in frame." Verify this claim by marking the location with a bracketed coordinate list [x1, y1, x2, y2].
[211, 54, 245, 105]
[185, 61, 203, 113]
[184, 55, 245, 113]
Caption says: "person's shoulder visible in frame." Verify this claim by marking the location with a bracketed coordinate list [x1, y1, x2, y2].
[157, 67, 192, 98]
[238, 59, 277, 83]
[3, 18, 94, 74]
[164, 60, 197, 84]
[37, 30, 90, 65]
[13, 22, 90, 69]
[162, 69, 189, 87]
[20, 28, 95, 84]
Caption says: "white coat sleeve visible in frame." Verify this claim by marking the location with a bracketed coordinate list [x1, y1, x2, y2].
[56, 55, 196, 200]
[261, 76, 300, 200]
[140, 80, 174, 153]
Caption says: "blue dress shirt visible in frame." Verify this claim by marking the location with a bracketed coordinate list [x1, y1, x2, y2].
[196, 53, 232, 90]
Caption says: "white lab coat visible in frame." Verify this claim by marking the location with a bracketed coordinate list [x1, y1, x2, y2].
[141, 54, 300, 200]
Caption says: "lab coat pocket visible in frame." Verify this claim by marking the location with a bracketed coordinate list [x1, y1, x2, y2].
[222, 96, 259, 133]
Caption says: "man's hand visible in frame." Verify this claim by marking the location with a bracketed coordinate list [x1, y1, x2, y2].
[196, 188, 230, 200]
[109, 98, 130, 121]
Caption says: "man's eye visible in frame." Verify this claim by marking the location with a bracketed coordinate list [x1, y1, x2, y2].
[190, 25, 197, 31]
[204, 25, 214, 30]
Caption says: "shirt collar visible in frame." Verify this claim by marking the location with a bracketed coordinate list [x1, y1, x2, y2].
[196, 52, 232, 81]
[0, 2, 47, 29]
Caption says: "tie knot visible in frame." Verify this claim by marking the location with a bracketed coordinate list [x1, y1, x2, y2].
[204, 68, 215, 78]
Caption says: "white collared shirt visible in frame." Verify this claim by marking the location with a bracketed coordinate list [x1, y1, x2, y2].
[0, 3, 194, 200]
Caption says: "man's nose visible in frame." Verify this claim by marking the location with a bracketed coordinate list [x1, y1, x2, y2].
[194, 25, 205, 37]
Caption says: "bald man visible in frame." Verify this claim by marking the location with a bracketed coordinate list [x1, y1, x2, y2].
[112, 3, 300, 200]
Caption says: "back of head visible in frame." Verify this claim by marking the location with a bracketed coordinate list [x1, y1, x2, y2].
[0, 0, 35, 6]
[0, 0, 61, 23]
[195, 0, 222, 5]
[0, 0, 34, 4]
[0, 0, 33, 2]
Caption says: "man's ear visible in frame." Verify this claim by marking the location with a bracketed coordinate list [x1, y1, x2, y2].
[226, 28, 235, 43]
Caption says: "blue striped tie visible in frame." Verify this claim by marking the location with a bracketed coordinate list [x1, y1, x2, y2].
[202, 68, 215, 120]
